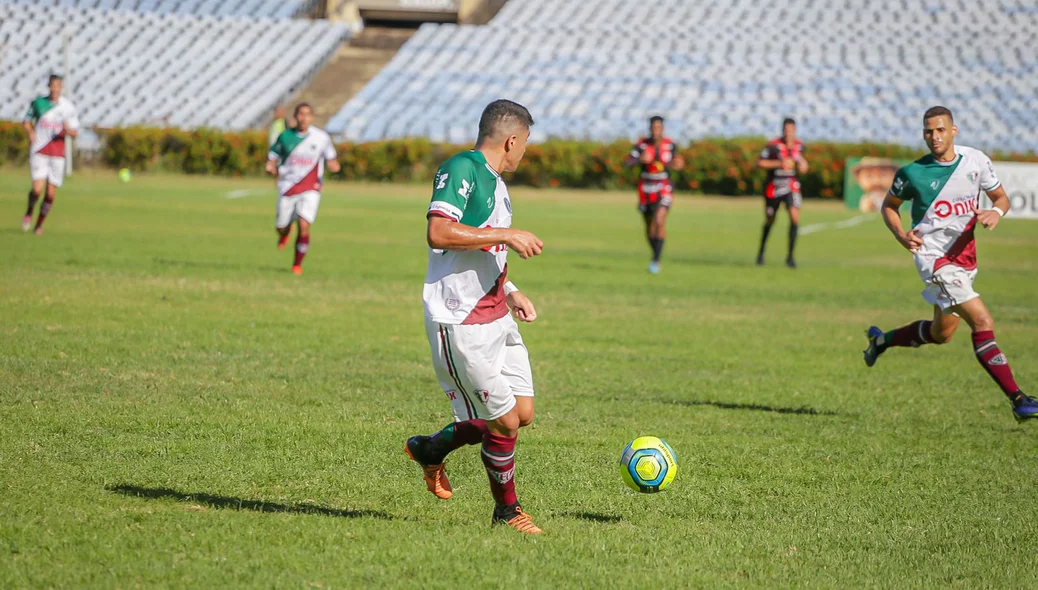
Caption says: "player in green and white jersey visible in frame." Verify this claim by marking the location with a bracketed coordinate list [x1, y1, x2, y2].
[22, 75, 80, 235]
[265, 103, 340, 275]
[404, 100, 547, 534]
[863, 106, 1036, 422]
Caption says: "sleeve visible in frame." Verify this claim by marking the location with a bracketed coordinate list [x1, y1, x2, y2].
[979, 152, 1001, 192]
[759, 144, 776, 160]
[322, 135, 337, 161]
[888, 167, 913, 200]
[267, 134, 284, 162]
[23, 101, 37, 123]
[428, 157, 477, 222]
[629, 141, 644, 160]
[65, 104, 80, 132]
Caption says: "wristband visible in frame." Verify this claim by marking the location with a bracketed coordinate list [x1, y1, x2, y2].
[503, 281, 519, 296]
[993, 207, 1006, 218]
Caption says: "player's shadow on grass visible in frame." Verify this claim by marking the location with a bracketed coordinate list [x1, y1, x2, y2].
[666, 399, 840, 417]
[561, 511, 623, 523]
[107, 484, 393, 520]
[153, 257, 285, 274]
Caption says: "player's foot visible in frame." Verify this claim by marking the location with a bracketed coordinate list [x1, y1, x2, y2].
[33, 227, 43, 236]
[405, 436, 453, 500]
[277, 234, 290, 250]
[1011, 392, 1038, 423]
[786, 256, 797, 269]
[648, 261, 661, 275]
[21, 216, 32, 232]
[863, 325, 885, 367]
[291, 265, 303, 276]
[492, 503, 542, 534]
[755, 254, 764, 266]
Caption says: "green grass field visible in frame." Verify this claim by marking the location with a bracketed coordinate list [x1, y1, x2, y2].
[2, 170, 1037, 588]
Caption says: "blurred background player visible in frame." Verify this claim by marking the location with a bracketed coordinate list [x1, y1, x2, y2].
[863, 106, 1037, 421]
[625, 116, 685, 274]
[265, 103, 340, 275]
[21, 74, 79, 235]
[405, 99, 546, 535]
[756, 117, 808, 268]
[268, 106, 287, 147]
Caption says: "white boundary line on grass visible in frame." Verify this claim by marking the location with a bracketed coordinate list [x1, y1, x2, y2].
[800, 213, 874, 236]
[225, 189, 265, 199]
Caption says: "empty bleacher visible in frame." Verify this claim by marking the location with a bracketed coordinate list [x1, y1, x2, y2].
[0, 2, 348, 129]
[4, 0, 316, 19]
[327, 0, 1038, 152]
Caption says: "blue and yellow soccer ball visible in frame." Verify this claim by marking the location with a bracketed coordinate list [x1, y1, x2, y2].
[620, 436, 677, 493]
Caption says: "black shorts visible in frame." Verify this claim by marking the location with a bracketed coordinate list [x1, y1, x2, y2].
[764, 192, 802, 216]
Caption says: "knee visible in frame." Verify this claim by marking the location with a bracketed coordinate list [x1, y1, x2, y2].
[488, 412, 520, 438]
[764, 217, 776, 227]
[973, 318, 995, 333]
[518, 410, 535, 428]
[931, 329, 954, 345]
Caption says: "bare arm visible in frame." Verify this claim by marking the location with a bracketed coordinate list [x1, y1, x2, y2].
[973, 185, 1010, 230]
[63, 122, 78, 138]
[757, 158, 783, 170]
[427, 216, 543, 259]
[265, 158, 278, 176]
[326, 157, 341, 174]
[881, 193, 923, 253]
[23, 120, 35, 143]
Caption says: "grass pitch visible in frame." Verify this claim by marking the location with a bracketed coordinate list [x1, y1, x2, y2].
[1, 170, 1037, 588]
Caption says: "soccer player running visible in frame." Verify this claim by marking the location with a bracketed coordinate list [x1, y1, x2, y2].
[863, 106, 1037, 421]
[625, 116, 685, 274]
[21, 75, 80, 235]
[405, 100, 546, 534]
[756, 118, 808, 268]
[265, 103, 340, 275]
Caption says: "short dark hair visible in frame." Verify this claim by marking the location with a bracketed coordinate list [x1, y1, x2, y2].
[48, 74, 63, 84]
[294, 102, 312, 117]
[782, 117, 796, 128]
[649, 115, 664, 125]
[924, 106, 953, 123]
[477, 99, 534, 140]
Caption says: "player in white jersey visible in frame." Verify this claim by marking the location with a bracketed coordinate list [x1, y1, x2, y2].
[404, 100, 547, 534]
[22, 75, 80, 235]
[265, 103, 340, 275]
[863, 106, 1036, 422]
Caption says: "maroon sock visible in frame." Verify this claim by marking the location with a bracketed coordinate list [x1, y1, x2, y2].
[972, 330, 1021, 397]
[26, 190, 40, 216]
[425, 419, 486, 463]
[294, 234, 309, 267]
[35, 196, 54, 229]
[884, 320, 933, 348]
[481, 432, 517, 507]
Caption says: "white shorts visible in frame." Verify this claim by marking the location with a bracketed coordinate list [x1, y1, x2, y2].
[30, 154, 65, 187]
[276, 190, 320, 228]
[921, 264, 979, 311]
[426, 314, 534, 422]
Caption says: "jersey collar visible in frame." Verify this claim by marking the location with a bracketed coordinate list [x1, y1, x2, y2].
[470, 150, 501, 178]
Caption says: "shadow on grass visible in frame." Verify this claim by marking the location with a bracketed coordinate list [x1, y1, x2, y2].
[561, 511, 624, 523]
[108, 484, 393, 520]
[153, 257, 285, 273]
[664, 399, 840, 416]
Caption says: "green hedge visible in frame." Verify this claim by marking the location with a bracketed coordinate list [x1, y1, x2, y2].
[3, 121, 1036, 199]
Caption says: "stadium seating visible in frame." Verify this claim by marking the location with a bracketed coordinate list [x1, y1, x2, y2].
[2, 0, 316, 19]
[0, 2, 348, 130]
[327, 0, 1038, 153]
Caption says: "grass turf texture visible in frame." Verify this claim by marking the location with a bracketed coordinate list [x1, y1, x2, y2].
[1, 170, 1036, 588]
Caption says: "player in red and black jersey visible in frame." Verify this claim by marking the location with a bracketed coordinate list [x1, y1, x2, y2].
[756, 118, 808, 268]
[625, 116, 685, 274]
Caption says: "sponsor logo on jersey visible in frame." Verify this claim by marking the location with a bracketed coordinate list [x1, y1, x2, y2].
[445, 390, 457, 401]
[932, 196, 977, 218]
[893, 177, 904, 193]
[503, 196, 511, 214]
[930, 180, 941, 190]
[458, 178, 473, 199]
[435, 171, 448, 189]
[287, 156, 317, 168]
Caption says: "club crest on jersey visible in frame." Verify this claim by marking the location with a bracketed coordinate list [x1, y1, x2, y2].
[475, 389, 490, 403]
[445, 297, 460, 311]
[967, 171, 978, 183]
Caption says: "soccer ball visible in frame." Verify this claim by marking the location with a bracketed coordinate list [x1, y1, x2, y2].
[118, 168, 133, 183]
[620, 436, 677, 493]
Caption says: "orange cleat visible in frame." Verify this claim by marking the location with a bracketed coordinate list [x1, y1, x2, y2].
[405, 437, 452, 500]
[291, 265, 303, 275]
[277, 234, 290, 250]
[493, 505, 542, 535]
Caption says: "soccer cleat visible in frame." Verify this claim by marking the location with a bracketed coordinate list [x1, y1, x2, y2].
[648, 261, 661, 274]
[1011, 393, 1038, 423]
[405, 436, 453, 500]
[21, 215, 32, 232]
[291, 265, 303, 275]
[863, 325, 885, 367]
[786, 256, 797, 269]
[33, 227, 43, 236]
[277, 234, 290, 250]
[755, 254, 765, 266]
[492, 503, 542, 534]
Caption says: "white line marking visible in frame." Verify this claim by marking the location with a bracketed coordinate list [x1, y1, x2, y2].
[225, 189, 264, 199]
[800, 213, 873, 236]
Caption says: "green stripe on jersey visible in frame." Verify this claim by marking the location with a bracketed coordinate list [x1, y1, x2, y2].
[270, 129, 308, 161]
[26, 97, 55, 124]
[892, 154, 962, 227]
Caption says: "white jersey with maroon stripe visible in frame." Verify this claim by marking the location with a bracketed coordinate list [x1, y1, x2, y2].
[268, 127, 337, 197]
[24, 96, 79, 157]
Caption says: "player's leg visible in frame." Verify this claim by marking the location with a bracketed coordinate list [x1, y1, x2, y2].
[33, 182, 58, 235]
[275, 195, 293, 249]
[291, 192, 318, 275]
[24, 177, 46, 232]
[757, 196, 778, 265]
[786, 193, 802, 268]
[648, 187, 672, 272]
[952, 297, 1036, 420]
[864, 304, 955, 367]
